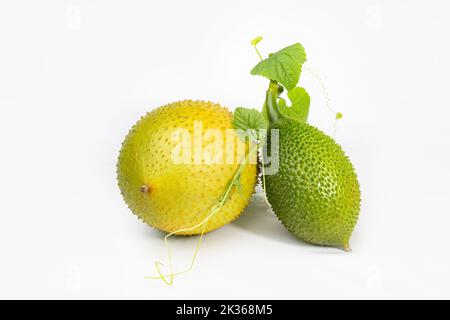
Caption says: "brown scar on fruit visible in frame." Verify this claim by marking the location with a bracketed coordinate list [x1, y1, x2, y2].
[140, 184, 150, 193]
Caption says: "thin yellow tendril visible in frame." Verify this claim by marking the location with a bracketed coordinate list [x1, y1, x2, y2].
[259, 147, 271, 207]
[251, 36, 264, 61]
[303, 64, 343, 137]
[250, 37, 270, 206]
[146, 142, 258, 285]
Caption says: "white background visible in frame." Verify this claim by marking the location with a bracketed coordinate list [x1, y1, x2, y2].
[1, 0, 449, 299]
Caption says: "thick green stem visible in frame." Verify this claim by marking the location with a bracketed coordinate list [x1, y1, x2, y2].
[265, 81, 282, 123]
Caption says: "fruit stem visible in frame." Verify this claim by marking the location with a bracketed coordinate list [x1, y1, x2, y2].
[265, 80, 282, 123]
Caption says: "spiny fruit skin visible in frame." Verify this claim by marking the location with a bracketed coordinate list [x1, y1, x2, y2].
[117, 100, 257, 235]
[265, 118, 360, 249]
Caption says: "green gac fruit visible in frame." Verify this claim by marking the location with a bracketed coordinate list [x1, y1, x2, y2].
[265, 117, 361, 250]
[246, 38, 361, 250]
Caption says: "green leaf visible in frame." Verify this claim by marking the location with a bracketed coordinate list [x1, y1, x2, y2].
[277, 87, 310, 122]
[250, 43, 307, 90]
[277, 97, 287, 109]
[232, 107, 268, 142]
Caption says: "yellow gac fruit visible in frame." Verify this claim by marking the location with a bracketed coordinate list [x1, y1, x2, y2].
[117, 100, 257, 235]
